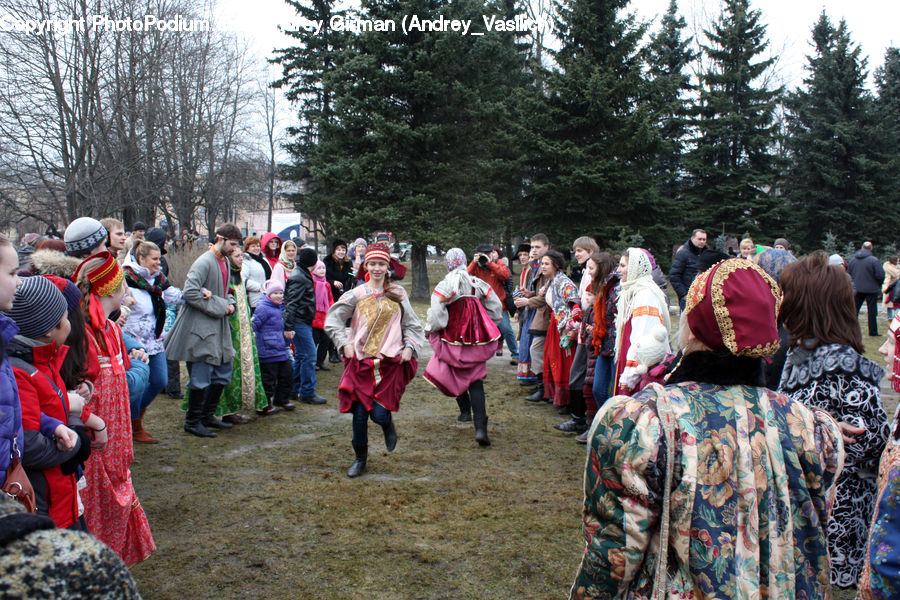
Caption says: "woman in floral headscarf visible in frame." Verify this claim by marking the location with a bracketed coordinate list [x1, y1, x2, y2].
[424, 248, 502, 446]
[270, 240, 297, 289]
[613, 248, 670, 395]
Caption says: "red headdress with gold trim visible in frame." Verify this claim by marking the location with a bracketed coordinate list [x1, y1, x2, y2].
[684, 258, 781, 358]
[73, 251, 125, 331]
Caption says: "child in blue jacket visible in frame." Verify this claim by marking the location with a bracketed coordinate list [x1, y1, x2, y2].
[252, 281, 295, 412]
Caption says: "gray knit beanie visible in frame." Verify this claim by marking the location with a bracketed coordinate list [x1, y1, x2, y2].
[64, 217, 108, 257]
[4, 275, 67, 339]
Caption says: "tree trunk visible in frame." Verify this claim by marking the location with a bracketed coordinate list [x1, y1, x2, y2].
[410, 244, 430, 301]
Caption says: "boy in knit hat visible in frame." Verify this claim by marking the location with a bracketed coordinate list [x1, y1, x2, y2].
[252, 280, 295, 413]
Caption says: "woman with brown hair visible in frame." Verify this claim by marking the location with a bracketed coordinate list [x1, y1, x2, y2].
[778, 251, 889, 589]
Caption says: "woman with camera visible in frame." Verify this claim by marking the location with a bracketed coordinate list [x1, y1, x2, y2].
[467, 244, 517, 363]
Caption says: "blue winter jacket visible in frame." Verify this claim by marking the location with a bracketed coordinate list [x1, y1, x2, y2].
[252, 297, 292, 363]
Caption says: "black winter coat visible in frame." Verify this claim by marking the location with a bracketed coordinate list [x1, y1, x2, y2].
[668, 239, 703, 298]
[283, 266, 315, 329]
[323, 255, 356, 301]
[847, 249, 885, 294]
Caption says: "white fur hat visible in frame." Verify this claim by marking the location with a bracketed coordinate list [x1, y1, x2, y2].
[633, 323, 670, 375]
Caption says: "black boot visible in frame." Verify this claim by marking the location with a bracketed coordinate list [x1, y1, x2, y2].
[456, 392, 472, 422]
[555, 389, 587, 432]
[184, 388, 216, 438]
[202, 383, 232, 429]
[470, 381, 490, 446]
[525, 383, 545, 403]
[554, 416, 588, 433]
[382, 419, 397, 452]
[347, 445, 367, 478]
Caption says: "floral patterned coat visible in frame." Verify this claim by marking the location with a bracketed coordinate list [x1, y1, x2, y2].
[571, 382, 844, 600]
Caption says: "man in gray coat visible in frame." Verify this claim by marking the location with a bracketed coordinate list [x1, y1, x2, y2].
[165, 223, 242, 437]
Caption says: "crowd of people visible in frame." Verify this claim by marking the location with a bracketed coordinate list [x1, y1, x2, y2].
[3, 218, 900, 599]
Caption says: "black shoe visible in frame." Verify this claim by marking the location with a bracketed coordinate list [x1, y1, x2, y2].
[329, 355, 342, 364]
[509, 359, 518, 365]
[525, 385, 544, 403]
[184, 422, 216, 438]
[554, 417, 588, 433]
[347, 445, 367, 478]
[318, 363, 331, 372]
[203, 416, 233, 429]
[457, 412, 472, 422]
[300, 394, 327, 405]
[519, 379, 537, 387]
[167, 391, 184, 399]
[383, 421, 397, 452]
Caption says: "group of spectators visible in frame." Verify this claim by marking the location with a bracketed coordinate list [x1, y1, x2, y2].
[5, 217, 900, 600]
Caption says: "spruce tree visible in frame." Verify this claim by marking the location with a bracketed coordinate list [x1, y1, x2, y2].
[786, 13, 887, 247]
[526, 0, 663, 252]
[303, 0, 527, 298]
[644, 0, 696, 236]
[685, 0, 782, 239]
[874, 47, 900, 238]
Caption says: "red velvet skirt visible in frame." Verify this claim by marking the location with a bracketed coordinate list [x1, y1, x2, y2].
[543, 314, 574, 406]
[338, 354, 418, 413]
[441, 297, 501, 345]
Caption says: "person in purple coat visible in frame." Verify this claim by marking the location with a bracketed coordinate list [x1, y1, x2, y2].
[252, 280, 295, 413]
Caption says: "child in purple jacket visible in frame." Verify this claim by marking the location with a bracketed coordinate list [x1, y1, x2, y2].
[252, 281, 295, 412]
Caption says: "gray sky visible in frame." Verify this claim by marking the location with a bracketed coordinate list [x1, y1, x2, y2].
[217, 0, 899, 91]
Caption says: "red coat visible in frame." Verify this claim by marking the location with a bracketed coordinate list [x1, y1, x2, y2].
[14, 341, 80, 529]
[468, 260, 510, 302]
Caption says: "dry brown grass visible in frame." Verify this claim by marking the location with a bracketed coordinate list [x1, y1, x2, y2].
[128, 260, 897, 600]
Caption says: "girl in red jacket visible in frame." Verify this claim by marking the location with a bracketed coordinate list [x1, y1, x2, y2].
[311, 260, 334, 371]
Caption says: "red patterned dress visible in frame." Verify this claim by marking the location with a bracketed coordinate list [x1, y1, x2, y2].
[82, 320, 155, 566]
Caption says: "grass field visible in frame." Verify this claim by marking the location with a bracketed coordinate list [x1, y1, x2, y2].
[128, 258, 896, 599]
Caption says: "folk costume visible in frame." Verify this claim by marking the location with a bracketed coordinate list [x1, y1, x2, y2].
[542, 271, 580, 406]
[858, 315, 900, 600]
[76, 252, 155, 566]
[424, 249, 502, 446]
[779, 339, 889, 587]
[324, 242, 424, 477]
[516, 260, 540, 384]
[571, 259, 845, 600]
[614, 248, 670, 395]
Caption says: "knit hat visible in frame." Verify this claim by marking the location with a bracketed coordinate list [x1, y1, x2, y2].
[20, 233, 40, 248]
[445, 248, 467, 271]
[144, 227, 167, 255]
[773, 237, 790, 249]
[264, 279, 284, 297]
[828, 254, 845, 267]
[4, 275, 67, 339]
[684, 258, 780, 358]
[64, 217, 108, 257]
[297, 248, 318, 269]
[42, 274, 82, 312]
[363, 242, 391, 265]
[132, 221, 147, 231]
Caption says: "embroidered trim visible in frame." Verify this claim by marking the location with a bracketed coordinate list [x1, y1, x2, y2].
[709, 260, 781, 357]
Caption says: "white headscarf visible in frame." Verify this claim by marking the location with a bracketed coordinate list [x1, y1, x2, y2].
[615, 248, 671, 356]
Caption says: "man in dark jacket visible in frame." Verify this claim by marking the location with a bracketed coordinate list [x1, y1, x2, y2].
[848, 241, 886, 336]
[284, 247, 326, 404]
[668, 228, 707, 311]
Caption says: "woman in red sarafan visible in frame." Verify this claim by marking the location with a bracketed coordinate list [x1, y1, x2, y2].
[75, 251, 155, 566]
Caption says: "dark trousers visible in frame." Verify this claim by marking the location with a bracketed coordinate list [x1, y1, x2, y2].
[855, 292, 880, 335]
[166, 359, 182, 394]
[259, 360, 293, 405]
[313, 327, 328, 367]
[350, 401, 392, 447]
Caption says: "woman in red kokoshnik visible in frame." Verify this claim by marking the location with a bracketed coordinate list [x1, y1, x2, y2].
[324, 242, 424, 478]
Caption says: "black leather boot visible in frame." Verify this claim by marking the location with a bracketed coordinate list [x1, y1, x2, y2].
[202, 383, 232, 429]
[347, 445, 367, 478]
[382, 419, 397, 452]
[469, 381, 490, 446]
[456, 392, 472, 422]
[184, 387, 216, 438]
[474, 415, 491, 447]
[525, 383, 545, 402]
